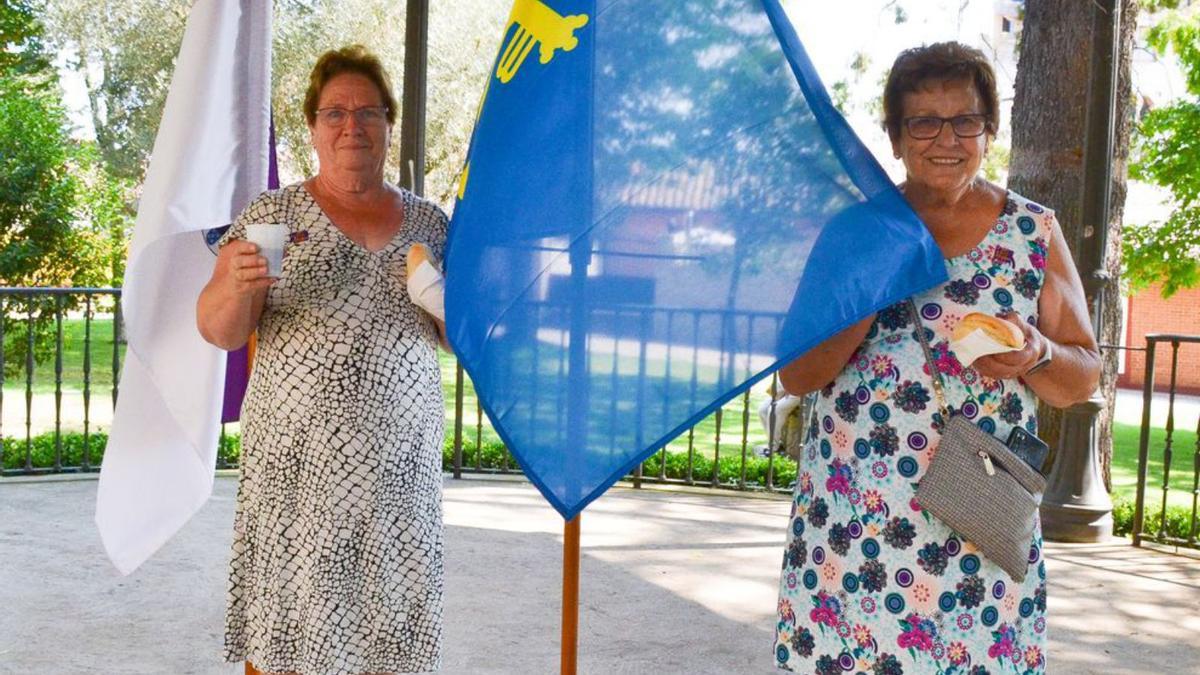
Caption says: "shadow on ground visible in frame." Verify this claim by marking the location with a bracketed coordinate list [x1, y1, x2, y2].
[1, 477, 1197, 674]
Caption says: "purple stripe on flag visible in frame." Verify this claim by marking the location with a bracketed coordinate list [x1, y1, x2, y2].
[220, 115, 279, 424]
[220, 345, 250, 423]
[267, 114, 280, 190]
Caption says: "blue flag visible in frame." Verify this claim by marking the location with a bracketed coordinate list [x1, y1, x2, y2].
[446, 0, 947, 519]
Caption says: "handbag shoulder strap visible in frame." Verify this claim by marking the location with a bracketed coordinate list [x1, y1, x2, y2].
[905, 298, 952, 421]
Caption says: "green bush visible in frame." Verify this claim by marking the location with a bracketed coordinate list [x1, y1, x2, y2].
[217, 433, 241, 466]
[639, 449, 797, 489]
[2, 429, 241, 471]
[441, 437, 518, 471]
[2, 430, 107, 470]
[1112, 495, 1197, 542]
[4, 431, 1193, 545]
[3, 430, 799, 490]
[438, 439, 800, 489]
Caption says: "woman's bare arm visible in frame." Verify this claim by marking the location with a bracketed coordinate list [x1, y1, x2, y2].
[196, 241, 273, 350]
[972, 218, 1101, 407]
[778, 314, 875, 396]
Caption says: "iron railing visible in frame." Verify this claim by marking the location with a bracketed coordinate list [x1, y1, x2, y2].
[446, 362, 807, 495]
[8, 287, 1198, 541]
[1132, 334, 1200, 550]
[1, 287, 803, 493]
[0, 287, 122, 476]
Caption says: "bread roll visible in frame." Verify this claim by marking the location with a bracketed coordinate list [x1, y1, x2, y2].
[407, 242, 430, 271]
[952, 313, 1025, 349]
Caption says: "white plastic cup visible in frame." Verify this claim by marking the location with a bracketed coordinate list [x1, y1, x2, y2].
[245, 223, 289, 278]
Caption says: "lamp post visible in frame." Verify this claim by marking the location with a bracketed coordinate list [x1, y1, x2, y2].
[399, 0, 428, 196]
[1040, 0, 1120, 542]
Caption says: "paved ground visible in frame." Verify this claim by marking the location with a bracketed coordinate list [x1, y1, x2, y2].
[2, 476, 1198, 674]
[1113, 387, 1200, 428]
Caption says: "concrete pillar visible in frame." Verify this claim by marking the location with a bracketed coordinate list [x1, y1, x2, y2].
[1041, 396, 1114, 542]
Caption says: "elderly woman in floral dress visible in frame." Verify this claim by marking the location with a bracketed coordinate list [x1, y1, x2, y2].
[772, 42, 1100, 674]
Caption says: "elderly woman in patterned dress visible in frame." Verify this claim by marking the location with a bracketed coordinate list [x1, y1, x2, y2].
[197, 45, 449, 675]
[772, 42, 1101, 674]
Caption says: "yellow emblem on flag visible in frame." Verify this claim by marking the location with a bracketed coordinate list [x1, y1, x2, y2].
[457, 162, 470, 200]
[496, 0, 589, 84]
[460, 1, 586, 202]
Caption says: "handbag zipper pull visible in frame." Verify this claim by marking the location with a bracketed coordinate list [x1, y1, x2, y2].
[978, 451, 996, 476]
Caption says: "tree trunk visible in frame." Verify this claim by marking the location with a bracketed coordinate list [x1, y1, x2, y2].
[1007, 0, 1137, 487]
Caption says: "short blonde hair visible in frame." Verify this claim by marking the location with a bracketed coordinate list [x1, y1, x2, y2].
[303, 45, 398, 126]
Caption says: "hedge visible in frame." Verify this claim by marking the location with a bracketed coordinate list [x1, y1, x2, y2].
[4, 430, 1196, 542]
[1112, 495, 1196, 543]
[1, 431, 241, 470]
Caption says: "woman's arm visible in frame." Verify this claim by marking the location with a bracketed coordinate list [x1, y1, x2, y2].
[432, 317, 452, 353]
[406, 242, 452, 352]
[196, 240, 274, 350]
[972, 218, 1101, 408]
[778, 314, 875, 396]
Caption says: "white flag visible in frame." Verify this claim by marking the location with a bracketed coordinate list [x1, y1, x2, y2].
[96, 0, 272, 575]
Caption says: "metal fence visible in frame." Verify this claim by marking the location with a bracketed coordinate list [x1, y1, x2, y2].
[1132, 334, 1200, 551]
[7, 288, 1200, 545]
[0, 287, 122, 476]
[0, 287, 803, 494]
[447, 363, 807, 494]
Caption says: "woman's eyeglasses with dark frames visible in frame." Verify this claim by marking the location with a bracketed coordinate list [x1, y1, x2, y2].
[903, 114, 989, 140]
[315, 106, 389, 128]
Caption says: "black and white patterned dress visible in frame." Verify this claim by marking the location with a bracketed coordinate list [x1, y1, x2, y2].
[221, 183, 447, 674]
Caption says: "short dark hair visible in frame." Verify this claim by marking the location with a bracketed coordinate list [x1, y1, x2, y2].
[882, 41, 1000, 143]
[303, 45, 398, 126]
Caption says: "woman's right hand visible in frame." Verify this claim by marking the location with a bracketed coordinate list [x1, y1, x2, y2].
[212, 240, 275, 296]
[197, 240, 273, 350]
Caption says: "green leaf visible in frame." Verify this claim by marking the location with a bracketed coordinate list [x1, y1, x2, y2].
[1122, 211, 1200, 297]
[1128, 11, 1200, 295]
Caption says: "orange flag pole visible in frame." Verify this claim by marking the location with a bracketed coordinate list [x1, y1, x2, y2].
[246, 332, 257, 371]
[561, 513, 581, 675]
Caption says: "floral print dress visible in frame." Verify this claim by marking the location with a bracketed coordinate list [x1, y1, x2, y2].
[775, 192, 1054, 675]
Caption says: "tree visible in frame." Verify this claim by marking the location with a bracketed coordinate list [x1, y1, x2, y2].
[0, 0, 82, 287]
[44, 0, 506, 208]
[1007, 0, 1139, 484]
[41, 0, 189, 180]
[1, 0, 125, 373]
[271, 0, 506, 206]
[0, 0, 53, 78]
[1125, 2, 1200, 297]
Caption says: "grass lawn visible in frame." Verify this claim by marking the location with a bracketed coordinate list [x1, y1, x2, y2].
[3, 317, 123, 395]
[1111, 422, 1198, 510]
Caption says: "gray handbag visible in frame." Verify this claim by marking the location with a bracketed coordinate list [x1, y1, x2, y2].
[907, 299, 1046, 582]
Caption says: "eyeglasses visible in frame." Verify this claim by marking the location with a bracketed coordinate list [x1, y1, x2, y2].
[902, 114, 989, 140]
[314, 106, 390, 128]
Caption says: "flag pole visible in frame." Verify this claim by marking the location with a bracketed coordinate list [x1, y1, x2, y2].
[561, 513, 581, 675]
[561, 215, 591, 674]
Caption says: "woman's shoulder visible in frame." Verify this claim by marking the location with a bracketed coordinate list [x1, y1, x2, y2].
[1002, 189, 1056, 221]
[396, 185, 450, 229]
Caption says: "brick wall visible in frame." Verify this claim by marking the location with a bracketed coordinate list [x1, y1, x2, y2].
[1118, 283, 1200, 395]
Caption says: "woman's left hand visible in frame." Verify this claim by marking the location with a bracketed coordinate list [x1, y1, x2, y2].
[971, 312, 1047, 381]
